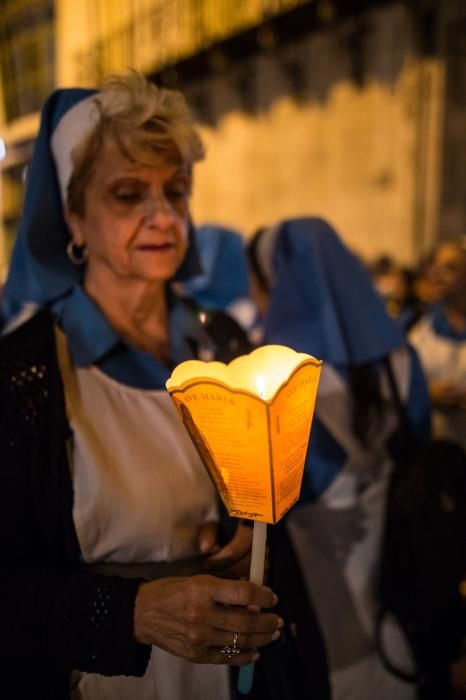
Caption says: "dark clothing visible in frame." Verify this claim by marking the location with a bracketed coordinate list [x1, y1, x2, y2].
[0, 310, 149, 698]
[0, 309, 330, 699]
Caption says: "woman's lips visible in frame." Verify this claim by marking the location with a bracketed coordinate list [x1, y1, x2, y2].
[136, 243, 175, 252]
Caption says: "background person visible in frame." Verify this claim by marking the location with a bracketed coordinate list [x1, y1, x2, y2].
[247, 217, 431, 700]
[179, 221, 333, 700]
[409, 240, 466, 452]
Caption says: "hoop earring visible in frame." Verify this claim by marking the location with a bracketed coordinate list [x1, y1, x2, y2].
[66, 240, 88, 265]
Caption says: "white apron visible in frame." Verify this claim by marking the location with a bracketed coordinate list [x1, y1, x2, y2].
[56, 331, 231, 700]
[410, 314, 466, 451]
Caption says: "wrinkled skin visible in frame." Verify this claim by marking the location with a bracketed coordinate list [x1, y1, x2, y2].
[134, 574, 282, 665]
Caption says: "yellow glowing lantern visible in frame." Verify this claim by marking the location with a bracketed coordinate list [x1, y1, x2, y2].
[166, 345, 322, 694]
[166, 344, 322, 525]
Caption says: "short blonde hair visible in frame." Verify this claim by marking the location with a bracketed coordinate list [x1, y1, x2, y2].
[67, 71, 205, 215]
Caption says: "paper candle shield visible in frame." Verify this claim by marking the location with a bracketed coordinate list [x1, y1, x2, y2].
[166, 345, 322, 524]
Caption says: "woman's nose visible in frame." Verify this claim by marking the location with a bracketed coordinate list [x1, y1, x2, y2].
[142, 192, 176, 227]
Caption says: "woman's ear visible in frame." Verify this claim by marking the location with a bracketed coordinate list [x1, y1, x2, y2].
[64, 208, 85, 246]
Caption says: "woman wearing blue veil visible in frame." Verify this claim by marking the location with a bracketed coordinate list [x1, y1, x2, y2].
[0, 72, 283, 699]
[248, 217, 431, 700]
[179, 221, 333, 700]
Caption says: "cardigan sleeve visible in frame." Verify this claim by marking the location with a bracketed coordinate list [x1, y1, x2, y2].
[0, 311, 151, 679]
[1, 562, 150, 677]
[1, 561, 150, 677]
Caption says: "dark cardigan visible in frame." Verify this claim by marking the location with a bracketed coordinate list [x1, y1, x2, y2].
[0, 310, 151, 697]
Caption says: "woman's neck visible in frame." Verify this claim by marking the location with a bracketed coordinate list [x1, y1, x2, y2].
[84, 273, 171, 361]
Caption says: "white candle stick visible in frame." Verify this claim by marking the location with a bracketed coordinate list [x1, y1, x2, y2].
[249, 520, 267, 585]
[238, 520, 268, 694]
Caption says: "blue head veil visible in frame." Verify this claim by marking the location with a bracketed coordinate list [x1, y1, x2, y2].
[182, 224, 249, 309]
[263, 217, 404, 364]
[2, 87, 200, 315]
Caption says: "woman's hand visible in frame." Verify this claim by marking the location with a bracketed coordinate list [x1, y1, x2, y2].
[133, 574, 282, 665]
[198, 522, 252, 579]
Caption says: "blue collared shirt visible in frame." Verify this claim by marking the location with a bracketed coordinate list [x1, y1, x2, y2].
[52, 284, 212, 389]
[431, 303, 466, 341]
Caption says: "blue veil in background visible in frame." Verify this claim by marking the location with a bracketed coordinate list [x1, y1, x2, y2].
[183, 224, 250, 309]
[263, 217, 404, 364]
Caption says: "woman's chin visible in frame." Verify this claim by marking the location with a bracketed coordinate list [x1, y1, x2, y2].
[132, 264, 180, 284]
[129, 250, 185, 282]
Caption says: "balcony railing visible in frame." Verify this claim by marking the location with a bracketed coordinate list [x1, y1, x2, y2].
[75, 0, 310, 84]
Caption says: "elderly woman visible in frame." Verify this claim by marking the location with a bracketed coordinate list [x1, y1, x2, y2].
[247, 218, 431, 700]
[0, 73, 282, 700]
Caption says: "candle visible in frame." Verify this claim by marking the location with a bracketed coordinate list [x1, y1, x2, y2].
[166, 345, 322, 694]
[237, 518, 268, 694]
[166, 345, 322, 526]
[256, 373, 266, 400]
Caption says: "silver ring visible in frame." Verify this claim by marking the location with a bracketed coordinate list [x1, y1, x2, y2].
[220, 632, 240, 660]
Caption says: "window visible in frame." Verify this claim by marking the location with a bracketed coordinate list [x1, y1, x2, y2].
[0, 0, 55, 122]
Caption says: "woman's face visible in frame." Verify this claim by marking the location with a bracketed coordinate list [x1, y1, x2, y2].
[66, 140, 191, 285]
[428, 244, 466, 303]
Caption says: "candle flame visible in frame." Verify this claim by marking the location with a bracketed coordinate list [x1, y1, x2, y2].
[256, 374, 266, 399]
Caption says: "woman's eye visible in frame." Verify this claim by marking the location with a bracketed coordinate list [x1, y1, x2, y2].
[166, 188, 188, 200]
[114, 190, 142, 202]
